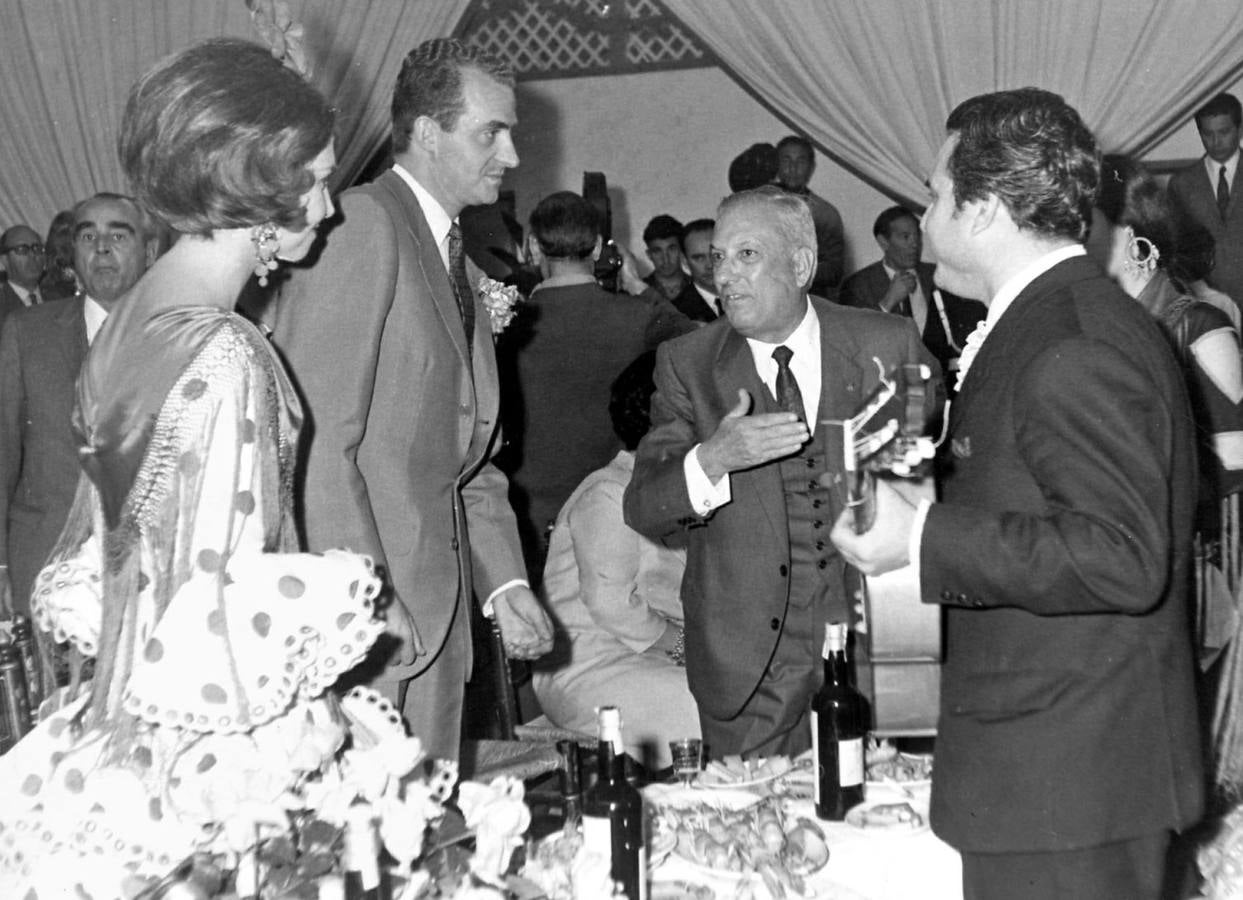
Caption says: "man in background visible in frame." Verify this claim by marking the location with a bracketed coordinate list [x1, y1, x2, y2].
[832, 88, 1202, 900]
[642, 213, 690, 302]
[840, 205, 984, 378]
[0, 193, 156, 615]
[273, 39, 552, 761]
[776, 135, 845, 299]
[1168, 92, 1243, 312]
[669, 218, 719, 323]
[0, 225, 47, 327]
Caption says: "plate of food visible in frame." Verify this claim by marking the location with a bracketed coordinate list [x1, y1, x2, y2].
[697, 754, 809, 789]
[844, 800, 929, 836]
[865, 740, 933, 790]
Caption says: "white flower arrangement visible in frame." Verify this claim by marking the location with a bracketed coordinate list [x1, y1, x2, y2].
[478, 276, 521, 334]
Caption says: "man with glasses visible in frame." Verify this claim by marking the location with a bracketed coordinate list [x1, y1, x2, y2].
[0, 225, 46, 328]
[0, 193, 156, 616]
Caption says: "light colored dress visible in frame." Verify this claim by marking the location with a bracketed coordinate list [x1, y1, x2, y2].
[532, 451, 699, 769]
[0, 305, 384, 897]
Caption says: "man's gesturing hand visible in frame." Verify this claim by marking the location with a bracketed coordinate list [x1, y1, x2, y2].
[697, 389, 810, 482]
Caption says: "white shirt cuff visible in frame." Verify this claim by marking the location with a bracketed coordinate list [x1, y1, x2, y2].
[684, 444, 731, 515]
[909, 498, 932, 594]
[482, 578, 528, 618]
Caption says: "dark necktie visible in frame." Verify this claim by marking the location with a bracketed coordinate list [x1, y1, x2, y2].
[1219, 165, 1231, 221]
[772, 345, 805, 422]
[714, 297, 723, 317]
[447, 223, 475, 360]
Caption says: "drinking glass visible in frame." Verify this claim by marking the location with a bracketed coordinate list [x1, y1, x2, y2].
[668, 738, 703, 787]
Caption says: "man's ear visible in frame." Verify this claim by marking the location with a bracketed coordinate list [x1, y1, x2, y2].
[793, 245, 816, 288]
[970, 194, 1002, 236]
[144, 238, 159, 268]
[526, 234, 544, 267]
[411, 115, 440, 154]
[875, 232, 890, 256]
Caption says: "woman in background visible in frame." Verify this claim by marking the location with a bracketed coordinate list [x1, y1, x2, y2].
[533, 351, 700, 770]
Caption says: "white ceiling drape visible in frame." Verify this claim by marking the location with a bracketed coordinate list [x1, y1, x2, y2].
[0, 0, 472, 231]
[662, 0, 1243, 205]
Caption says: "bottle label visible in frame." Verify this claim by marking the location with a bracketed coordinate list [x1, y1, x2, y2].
[582, 814, 611, 859]
[810, 710, 821, 805]
[838, 736, 864, 787]
[638, 846, 648, 900]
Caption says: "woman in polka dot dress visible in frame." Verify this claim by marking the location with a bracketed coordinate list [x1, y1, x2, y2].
[0, 40, 390, 897]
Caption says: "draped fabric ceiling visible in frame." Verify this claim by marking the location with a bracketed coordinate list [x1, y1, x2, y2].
[0, 0, 471, 230]
[662, 0, 1243, 206]
[2, 0, 1243, 230]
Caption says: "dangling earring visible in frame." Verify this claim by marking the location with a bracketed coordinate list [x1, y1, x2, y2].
[1123, 233, 1159, 279]
[251, 223, 280, 287]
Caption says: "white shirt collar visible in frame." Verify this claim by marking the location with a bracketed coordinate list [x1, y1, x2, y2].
[1205, 149, 1240, 187]
[531, 271, 596, 294]
[83, 294, 109, 344]
[10, 282, 37, 305]
[692, 281, 719, 313]
[391, 163, 455, 270]
[744, 299, 822, 423]
[983, 243, 1085, 332]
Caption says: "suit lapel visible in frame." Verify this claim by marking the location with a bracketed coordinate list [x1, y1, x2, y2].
[55, 297, 89, 370]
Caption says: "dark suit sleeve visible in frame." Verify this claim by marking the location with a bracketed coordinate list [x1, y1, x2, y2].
[273, 194, 400, 579]
[922, 337, 1173, 614]
[623, 340, 702, 539]
[638, 287, 697, 347]
[462, 445, 528, 595]
[0, 315, 24, 569]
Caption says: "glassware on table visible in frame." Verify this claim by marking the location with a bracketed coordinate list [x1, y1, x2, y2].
[668, 738, 703, 787]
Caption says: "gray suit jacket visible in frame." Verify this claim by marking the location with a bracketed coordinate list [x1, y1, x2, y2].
[0, 283, 27, 332]
[0, 297, 88, 613]
[1168, 155, 1243, 306]
[272, 169, 525, 682]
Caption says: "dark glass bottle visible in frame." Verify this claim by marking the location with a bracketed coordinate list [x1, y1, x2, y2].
[581, 706, 646, 899]
[11, 613, 41, 708]
[811, 622, 868, 820]
[0, 633, 31, 752]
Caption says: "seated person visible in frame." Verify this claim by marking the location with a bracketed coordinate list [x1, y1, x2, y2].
[532, 352, 699, 769]
[840, 205, 985, 379]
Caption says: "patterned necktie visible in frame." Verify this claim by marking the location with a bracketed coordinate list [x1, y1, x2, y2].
[772, 345, 805, 422]
[1219, 165, 1231, 221]
[447, 223, 475, 360]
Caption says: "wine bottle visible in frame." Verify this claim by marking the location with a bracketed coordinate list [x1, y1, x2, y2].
[582, 706, 647, 900]
[811, 622, 868, 820]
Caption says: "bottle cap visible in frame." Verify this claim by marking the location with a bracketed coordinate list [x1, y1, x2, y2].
[596, 705, 624, 752]
[822, 622, 848, 656]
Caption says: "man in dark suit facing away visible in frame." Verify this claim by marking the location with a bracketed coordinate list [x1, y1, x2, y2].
[832, 88, 1203, 900]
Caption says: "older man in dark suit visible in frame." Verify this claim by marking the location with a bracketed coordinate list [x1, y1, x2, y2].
[0, 225, 47, 327]
[832, 88, 1203, 900]
[624, 186, 938, 757]
[0, 193, 155, 615]
[841, 206, 984, 378]
[273, 39, 552, 761]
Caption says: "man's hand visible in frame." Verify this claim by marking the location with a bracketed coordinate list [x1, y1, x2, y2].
[881, 270, 917, 313]
[615, 242, 649, 296]
[697, 390, 809, 482]
[829, 478, 919, 576]
[492, 585, 554, 660]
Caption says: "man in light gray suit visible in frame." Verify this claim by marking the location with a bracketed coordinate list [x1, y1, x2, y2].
[273, 39, 552, 760]
[0, 193, 156, 615]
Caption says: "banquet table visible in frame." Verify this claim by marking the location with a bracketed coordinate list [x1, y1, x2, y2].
[645, 780, 962, 900]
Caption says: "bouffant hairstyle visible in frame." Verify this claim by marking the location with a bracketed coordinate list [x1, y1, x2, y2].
[118, 38, 335, 236]
[945, 87, 1100, 243]
[529, 191, 599, 260]
[391, 38, 514, 155]
[609, 351, 658, 451]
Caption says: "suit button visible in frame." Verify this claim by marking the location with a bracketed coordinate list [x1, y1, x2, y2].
[816, 540, 825, 550]
[972, 598, 985, 608]
[817, 559, 828, 569]
[813, 520, 824, 529]
[807, 480, 818, 491]
[806, 458, 817, 469]
[770, 617, 780, 631]
[813, 499, 824, 508]
[940, 589, 953, 601]
[779, 564, 789, 577]
[956, 592, 968, 604]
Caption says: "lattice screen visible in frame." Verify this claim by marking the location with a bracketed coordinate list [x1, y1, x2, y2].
[459, 0, 712, 79]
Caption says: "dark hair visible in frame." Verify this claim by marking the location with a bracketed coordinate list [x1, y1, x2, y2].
[776, 135, 814, 159]
[680, 218, 714, 253]
[392, 38, 514, 154]
[1171, 221, 1216, 285]
[872, 206, 918, 239]
[1195, 92, 1242, 130]
[529, 191, 598, 260]
[609, 351, 657, 451]
[44, 209, 75, 273]
[945, 87, 1099, 242]
[119, 38, 334, 236]
[728, 143, 778, 192]
[643, 214, 683, 244]
[1098, 156, 1177, 272]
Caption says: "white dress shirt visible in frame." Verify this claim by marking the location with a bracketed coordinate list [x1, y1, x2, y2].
[1204, 148, 1240, 193]
[84, 295, 108, 344]
[693, 281, 721, 317]
[684, 300, 821, 514]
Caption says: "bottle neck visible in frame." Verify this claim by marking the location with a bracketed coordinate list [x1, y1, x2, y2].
[596, 739, 626, 784]
[824, 648, 851, 686]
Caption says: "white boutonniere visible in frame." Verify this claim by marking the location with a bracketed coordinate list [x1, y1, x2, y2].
[478, 276, 521, 334]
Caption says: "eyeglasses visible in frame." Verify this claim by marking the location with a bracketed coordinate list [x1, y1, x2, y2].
[2, 243, 43, 256]
[74, 231, 134, 250]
